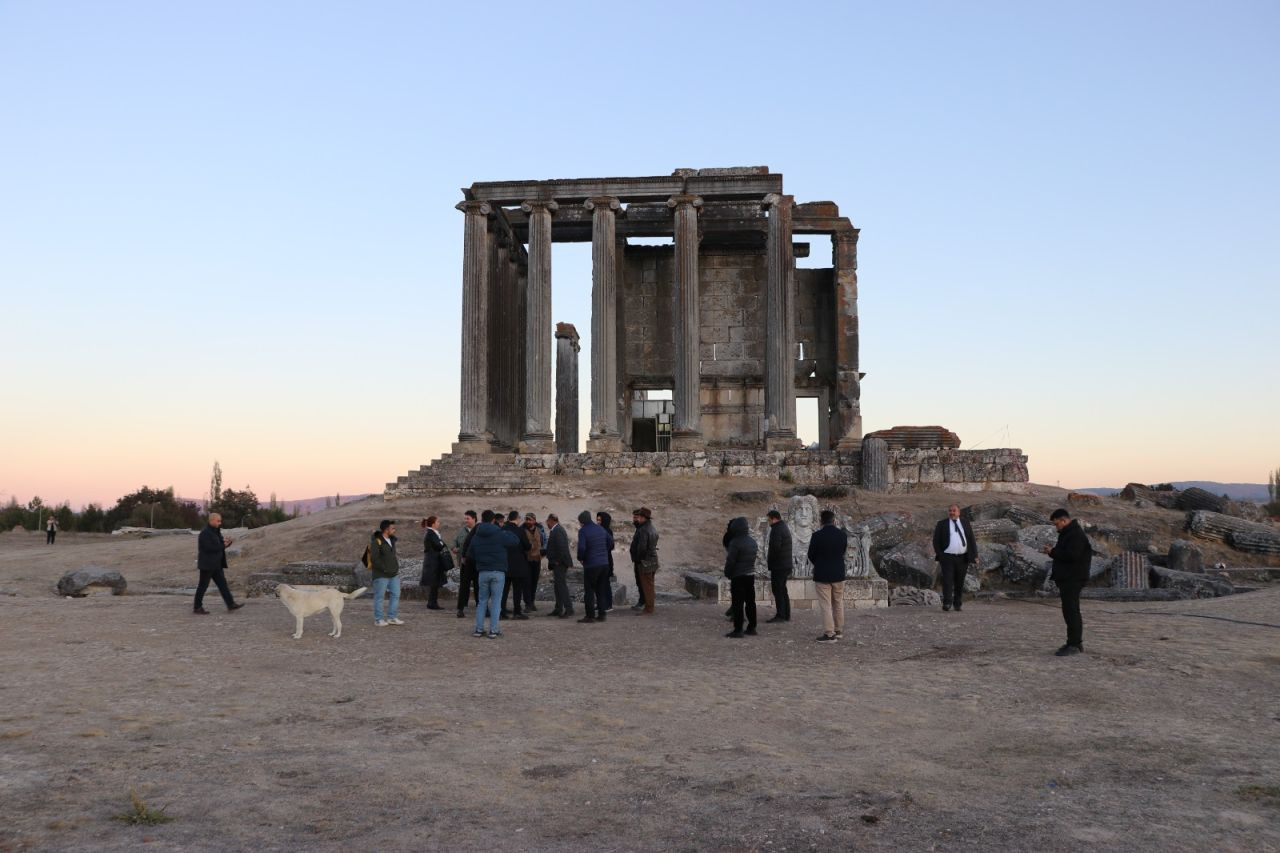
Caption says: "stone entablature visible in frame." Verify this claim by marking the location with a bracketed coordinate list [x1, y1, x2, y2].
[385, 448, 1029, 497]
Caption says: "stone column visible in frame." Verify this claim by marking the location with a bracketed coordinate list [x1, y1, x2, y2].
[519, 200, 557, 453]
[833, 230, 863, 449]
[668, 193, 704, 450]
[763, 193, 801, 450]
[454, 200, 493, 453]
[585, 196, 623, 451]
[494, 239, 512, 449]
[555, 322, 580, 454]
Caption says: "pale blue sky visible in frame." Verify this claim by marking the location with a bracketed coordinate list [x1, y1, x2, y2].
[1, 1, 1277, 506]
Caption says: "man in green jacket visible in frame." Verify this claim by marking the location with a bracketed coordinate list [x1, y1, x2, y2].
[370, 519, 402, 627]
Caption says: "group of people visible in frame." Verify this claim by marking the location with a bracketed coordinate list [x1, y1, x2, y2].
[363, 507, 660, 639]
[192, 500, 1093, 656]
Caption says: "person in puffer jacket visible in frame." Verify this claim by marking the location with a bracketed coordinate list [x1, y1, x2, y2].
[576, 511, 613, 623]
[723, 517, 758, 638]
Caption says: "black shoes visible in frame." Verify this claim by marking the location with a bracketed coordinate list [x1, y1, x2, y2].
[227, 603, 244, 611]
[1054, 644, 1084, 656]
[426, 604, 442, 610]
[942, 605, 951, 612]
[744, 628, 758, 636]
[578, 616, 596, 624]
[559, 610, 575, 619]
[513, 612, 529, 620]
[456, 610, 466, 618]
[725, 630, 745, 639]
[545, 609, 562, 617]
[193, 607, 210, 615]
[765, 616, 788, 623]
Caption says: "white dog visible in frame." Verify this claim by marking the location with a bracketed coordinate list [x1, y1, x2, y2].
[276, 584, 367, 639]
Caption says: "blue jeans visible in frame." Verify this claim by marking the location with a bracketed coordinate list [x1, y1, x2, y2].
[475, 571, 504, 633]
[372, 575, 400, 622]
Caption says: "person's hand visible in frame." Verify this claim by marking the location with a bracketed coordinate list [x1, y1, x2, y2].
[1040, 544, 1051, 555]
[224, 537, 234, 547]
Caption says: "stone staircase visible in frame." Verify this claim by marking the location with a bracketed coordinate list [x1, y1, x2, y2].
[385, 452, 550, 496]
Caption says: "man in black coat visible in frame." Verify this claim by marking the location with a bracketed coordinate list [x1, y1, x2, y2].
[1042, 508, 1092, 656]
[723, 517, 758, 638]
[765, 509, 793, 623]
[806, 509, 848, 642]
[544, 514, 574, 618]
[932, 503, 978, 612]
[629, 507, 659, 614]
[194, 512, 243, 614]
[500, 510, 531, 619]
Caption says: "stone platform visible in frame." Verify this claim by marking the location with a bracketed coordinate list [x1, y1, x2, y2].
[386, 448, 1029, 497]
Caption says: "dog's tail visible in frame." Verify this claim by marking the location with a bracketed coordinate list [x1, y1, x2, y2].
[345, 586, 368, 600]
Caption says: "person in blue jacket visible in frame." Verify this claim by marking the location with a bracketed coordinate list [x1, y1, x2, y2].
[576, 510, 613, 623]
[465, 509, 518, 638]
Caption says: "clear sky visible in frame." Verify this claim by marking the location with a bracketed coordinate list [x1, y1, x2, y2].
[1, 1, 1277, 509]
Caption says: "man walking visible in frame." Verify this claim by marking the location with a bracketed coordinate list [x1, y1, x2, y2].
[454, 510, 479, 619]
[1042, 508, 1092, 656]
[544, 513, 574, 618]
[932, 504, 978, 612]
[807, 509, 847, 642]
[194, 512, 243, 614]
[466, 510, 517, 638]
[765, 509, 793, 623]
[576, 510, 613, 623]
[369, 519, 403, 627]
[501, 510, 531, 619]
[629, 507, 659, 615]
[723, 517, 758, 637]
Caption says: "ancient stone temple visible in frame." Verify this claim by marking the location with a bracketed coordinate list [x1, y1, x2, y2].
[454, 166, 862, 455]
[388, 167, 1030, 496]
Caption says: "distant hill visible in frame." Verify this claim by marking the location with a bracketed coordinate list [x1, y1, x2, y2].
[1074, 482, 1269, 503]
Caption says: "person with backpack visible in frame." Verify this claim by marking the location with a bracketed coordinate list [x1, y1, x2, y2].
[368, 519, 402, 627]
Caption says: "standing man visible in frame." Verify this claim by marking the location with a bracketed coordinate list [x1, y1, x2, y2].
[807, 509, 847, 642]
[765, 509, 793, 623]
[501, 510, 531, 620]
[454, 510, 479, 619]
[544, 513, 574, 618]
[723, 517, 758, 637]
[576, 511, 613, 623]
[629, 507, 659, 615]
[467, 510, 517, 638]
[46, 515, 57, 545]
[194, 512, 243, 614]
[420, 516, 448, 610]
[522, 513, 546, 612]
[1042, 508, 1092, 656]
[932, 504, 978, 612]
[369, 519, 402, 627]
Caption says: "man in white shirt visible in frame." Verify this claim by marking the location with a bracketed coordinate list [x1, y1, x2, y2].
[931, 504, 978, 612]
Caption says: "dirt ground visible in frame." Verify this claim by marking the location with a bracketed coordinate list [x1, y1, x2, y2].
[1, 482, 1278, 851]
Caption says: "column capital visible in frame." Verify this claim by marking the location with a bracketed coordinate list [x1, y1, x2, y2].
[762, 192, 795, 211]
[667, 194, 703, 210]
[455, 200, 492, 216]
[520, 199, 560, 214]
[584, 196, 621, 213]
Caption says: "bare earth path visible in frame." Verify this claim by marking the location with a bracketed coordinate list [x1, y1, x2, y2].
[2, 585, 1278, 851]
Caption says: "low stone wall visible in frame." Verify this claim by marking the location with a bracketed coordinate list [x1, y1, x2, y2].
[387, 448, 1028, 496]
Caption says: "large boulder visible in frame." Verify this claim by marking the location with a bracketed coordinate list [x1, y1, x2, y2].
[1149, 567, 1234, 598]
[976, 542, 1008, 571]
[970, 518, 1019, 544]
[852, 511, 915, 567]
[1005, 505, 1050, 526]
[961, 501, 1011, 523]
[1002, 544, 1052, 586]
[889, 586, 942, 607]
[57, 568, 126, 597]
[1088, 525, 1153, 552]
[877, 542, 937, 589]
[1166, 540, 1204, 573]
[1121, 483, 1181, 509]
[1016, 525, 1059, 552]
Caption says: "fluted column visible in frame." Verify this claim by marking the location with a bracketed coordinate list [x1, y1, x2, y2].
[833, 229, 863, 450]
[763, 193, 801, 450]
[669, 193, 704, 450]
[454, 200, 493, 452]
[585, 196, 623, 451]
[555, 322, 580, 454]
[519, 200, 557, 453]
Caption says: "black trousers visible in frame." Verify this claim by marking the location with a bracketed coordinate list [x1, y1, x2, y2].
[583, 565, 610, 618]
[551, 565, 573, 613]
[769, 572, 790, 620]
[524, 561, 541, 607]
[502, 577, 525, 615]
[730, 575, 757, 632]
[1058, 580, 1084, 647]
[939, 554, 969, 607]
[195, 568, 235, 609]
[47, 529, 56, 545]
[456, 564, 479, 611]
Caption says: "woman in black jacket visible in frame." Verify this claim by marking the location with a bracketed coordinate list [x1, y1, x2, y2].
[421, 516, 448, 610]
[723, 517, 759, 638]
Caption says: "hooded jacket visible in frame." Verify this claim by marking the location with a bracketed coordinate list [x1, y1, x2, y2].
[806, 523, 848, 584]
[1049, 519, 1093, 584]
[576, 511, 613, 569]
[467, 522, 517, 574]
[766, 520, 793, 576]
[723, 517, 758, 579]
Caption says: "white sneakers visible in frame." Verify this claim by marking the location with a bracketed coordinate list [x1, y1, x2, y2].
[375, 619, 388, 627]
[386, 618, 405, 626]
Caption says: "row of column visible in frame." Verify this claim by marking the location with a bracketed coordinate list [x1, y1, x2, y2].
[455, 193, 801, 453]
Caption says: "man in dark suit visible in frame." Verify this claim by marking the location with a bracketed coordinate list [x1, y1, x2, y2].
[1042, 508, 1092, 656]
[932, 503, 978, 611]
[765, 509, 793, 623]
[500, 510, 531, 619]
[806, 510, 848, 642]
[544, 513, 574, 618]
[194, 512, 243, 614]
